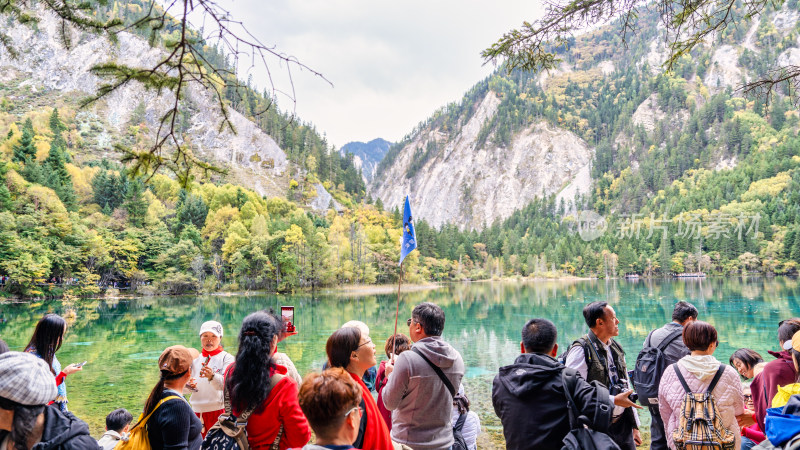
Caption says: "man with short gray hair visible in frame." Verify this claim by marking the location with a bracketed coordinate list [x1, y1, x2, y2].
[382, 302, 465, 450]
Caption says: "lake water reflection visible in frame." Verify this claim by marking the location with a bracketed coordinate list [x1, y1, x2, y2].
[1, 277, 799, 443]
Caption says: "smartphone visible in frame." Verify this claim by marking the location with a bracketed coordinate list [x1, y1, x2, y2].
[75, 361, 87, 368]
[281, 306, 295, 333]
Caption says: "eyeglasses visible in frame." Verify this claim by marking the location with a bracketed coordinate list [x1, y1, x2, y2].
[406, 318, 414, 327]
[744, 394, 753, 400]
[344, 405, 363, 418]
[357, 338, 372, 349]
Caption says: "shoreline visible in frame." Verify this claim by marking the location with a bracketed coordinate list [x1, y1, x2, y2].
[319, 283, 443, 296]
[1, 274, 795, 302]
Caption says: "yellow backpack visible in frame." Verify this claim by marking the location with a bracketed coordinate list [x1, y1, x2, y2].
[772, 383, 800, 409]
[115, 396, 181, 450]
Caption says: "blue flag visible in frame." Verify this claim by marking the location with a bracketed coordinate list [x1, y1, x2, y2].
[400, 195, 417, 265]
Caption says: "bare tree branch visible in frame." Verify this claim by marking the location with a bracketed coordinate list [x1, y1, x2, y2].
[482, 0, 795, 104]
[3, 0, 332, 186]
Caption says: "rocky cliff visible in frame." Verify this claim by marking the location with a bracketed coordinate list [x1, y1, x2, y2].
[370, 4, 800, 230]
[0, 7, 289, 197]
[371, 92, 593, 230]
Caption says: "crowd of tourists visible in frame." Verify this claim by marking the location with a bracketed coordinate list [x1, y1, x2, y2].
[2, 301, 800, 450]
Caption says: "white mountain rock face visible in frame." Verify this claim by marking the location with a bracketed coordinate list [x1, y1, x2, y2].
[368, 7, 800, 230]
[0, 8, 288, 196]
[370, 92, 594, 230]
[704, 45, 744, 92]
[632, 93, 689, 132]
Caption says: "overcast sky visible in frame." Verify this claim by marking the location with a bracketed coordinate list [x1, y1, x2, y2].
[208, 1, 544, 149]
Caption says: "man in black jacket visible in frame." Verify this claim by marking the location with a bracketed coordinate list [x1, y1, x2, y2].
[492, 318, 639, 450]
[0, 352, 99, 450]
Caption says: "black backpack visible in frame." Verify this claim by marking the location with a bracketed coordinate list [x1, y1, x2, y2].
[452, 413, 468, 450]
[560, 368, 620, 450]
[631, 328, 683, 407]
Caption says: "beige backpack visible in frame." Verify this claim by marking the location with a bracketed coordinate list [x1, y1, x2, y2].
[672, 364, 736, 450]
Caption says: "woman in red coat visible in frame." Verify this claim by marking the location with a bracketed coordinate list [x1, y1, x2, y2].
[225, 311, 310, 450]
[327, 327, 394, 450]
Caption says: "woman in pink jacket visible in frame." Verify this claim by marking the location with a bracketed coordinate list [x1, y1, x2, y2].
[658, 321, 750, 450]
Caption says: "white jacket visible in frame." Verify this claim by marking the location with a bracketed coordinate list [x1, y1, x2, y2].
[187, 350, 235, 413]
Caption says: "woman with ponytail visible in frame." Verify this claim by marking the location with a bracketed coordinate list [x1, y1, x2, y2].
[224, 311, 310, 450]
[141, 345, 203, 450]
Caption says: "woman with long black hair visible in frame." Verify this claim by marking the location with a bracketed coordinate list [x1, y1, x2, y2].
[24, 314, 83, 412]
[224, 310, 310, 450]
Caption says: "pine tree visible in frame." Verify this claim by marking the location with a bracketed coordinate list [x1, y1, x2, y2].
[0, 162, 11, 211]
[92, 169, 126, 210]
[44, 124, 76, 210]
[177, 193, 209, 230]
[12, 119, 36, 163]
[0, 184, 11, 212]
[659, 235, 671, 275]
[784, 228, 797, 259]
[20, 160, 46, 185]
[792, 233, 800, 264]
[771, 99, 786, 130]
[124, 181, 148, 227]
[49, 108, 66, 137]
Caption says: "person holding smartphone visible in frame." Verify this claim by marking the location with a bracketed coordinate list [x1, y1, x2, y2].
[24, 314, 84, 412]
[186, 320, 235, 436]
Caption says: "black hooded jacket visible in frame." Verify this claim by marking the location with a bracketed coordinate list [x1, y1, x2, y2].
[0, 405, 100, 450]
[492, 353, 613, 450]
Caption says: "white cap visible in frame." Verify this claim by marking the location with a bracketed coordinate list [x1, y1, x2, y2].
[200, 320, 223, 337]
[341, 320, 369, 336]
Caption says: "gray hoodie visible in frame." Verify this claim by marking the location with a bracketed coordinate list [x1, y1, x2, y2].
[382, 336, 465, 450]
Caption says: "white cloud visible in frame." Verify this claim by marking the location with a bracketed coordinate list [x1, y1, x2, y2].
[206, 0, 544, 148]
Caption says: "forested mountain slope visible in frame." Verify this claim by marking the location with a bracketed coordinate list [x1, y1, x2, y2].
[341, 138, 392, 183]
[0, 1, 365, 199]
[377, 1, 800, 278]
[371, 1, 800, 231]
[0, 0, 393, 298]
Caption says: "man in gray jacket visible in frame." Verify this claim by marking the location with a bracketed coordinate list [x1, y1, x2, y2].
[643, 300, 697, 450]
[382, 302, 465, 450]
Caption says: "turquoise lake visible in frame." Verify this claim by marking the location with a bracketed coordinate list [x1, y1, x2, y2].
[1, 277, 799, 447]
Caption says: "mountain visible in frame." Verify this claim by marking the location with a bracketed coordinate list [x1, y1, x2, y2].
[369, 3, 800, 230]
[0, 1, 366, 202]
[340, 138, 392, 183]
[0, 7, 290, 196]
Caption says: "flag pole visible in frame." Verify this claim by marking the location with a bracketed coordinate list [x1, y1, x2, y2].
[391, 262, 403, 363]
[393, 195, 415, 364]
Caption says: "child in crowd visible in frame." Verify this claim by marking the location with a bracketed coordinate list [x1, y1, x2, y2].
[97, 408, 133, 450]
[188, 320, 235, 436]
[297, 368, 363, 450]
[452, 385, 480, 450]
[375, 334, 412, 430]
